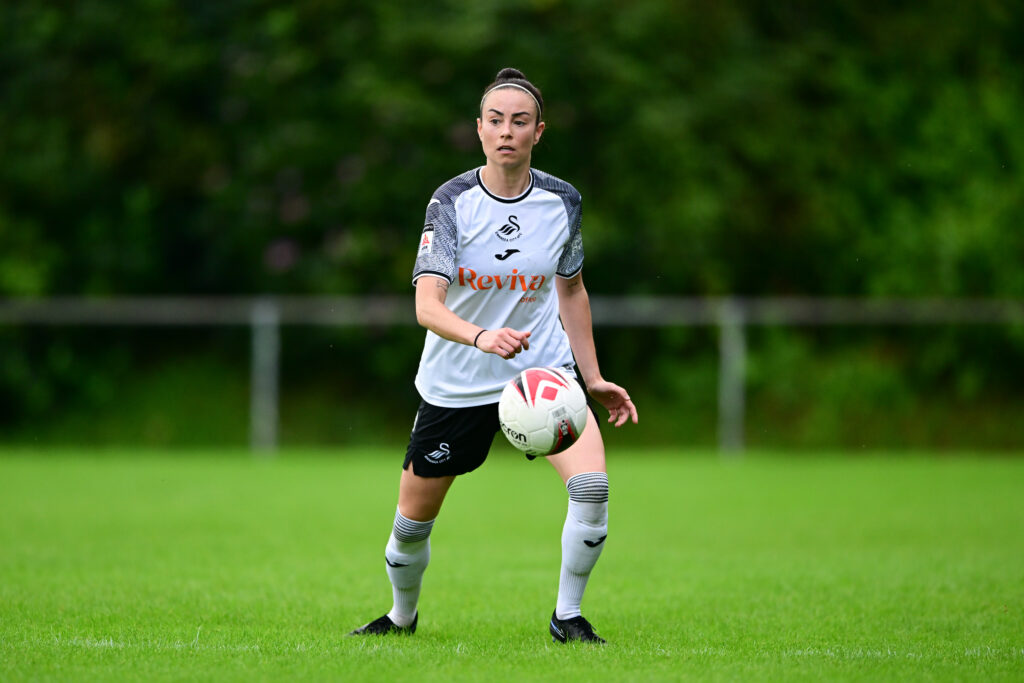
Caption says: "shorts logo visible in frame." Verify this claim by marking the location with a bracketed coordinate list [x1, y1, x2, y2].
[424, 442, 451, 464]
[419, 224, 434, 255]
[495, 215, 522, 241]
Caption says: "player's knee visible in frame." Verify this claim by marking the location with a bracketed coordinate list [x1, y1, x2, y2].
[566, 471, 608, 527]
[393, 507, 435, 541]
[566, 471, 608, 505]
[385, 508, 434, 567]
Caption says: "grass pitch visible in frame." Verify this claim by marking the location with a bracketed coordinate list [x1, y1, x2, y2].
[1, 448, 1022, 681]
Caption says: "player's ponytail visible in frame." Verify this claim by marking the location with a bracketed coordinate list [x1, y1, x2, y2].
[480, 68, 544, 120]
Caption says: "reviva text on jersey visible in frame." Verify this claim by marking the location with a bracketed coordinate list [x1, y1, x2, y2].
[458, 267, 546, 291]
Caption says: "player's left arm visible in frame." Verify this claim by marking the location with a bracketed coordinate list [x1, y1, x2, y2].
[556, 273, 638, 427]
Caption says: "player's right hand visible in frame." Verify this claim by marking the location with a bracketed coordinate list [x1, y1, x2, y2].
[478, 328, 530, 359]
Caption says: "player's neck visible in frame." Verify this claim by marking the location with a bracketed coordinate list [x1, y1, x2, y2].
[480, 164, 532, 198]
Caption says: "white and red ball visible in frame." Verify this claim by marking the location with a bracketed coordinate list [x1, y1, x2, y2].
[498, 366, 588, 457]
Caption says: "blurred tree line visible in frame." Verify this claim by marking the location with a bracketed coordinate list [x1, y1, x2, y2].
[2, 0, 1022, 446]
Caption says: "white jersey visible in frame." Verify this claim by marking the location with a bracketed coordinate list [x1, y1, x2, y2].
[412, 167, 584, 407]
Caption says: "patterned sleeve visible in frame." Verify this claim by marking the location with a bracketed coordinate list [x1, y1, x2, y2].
[556, 193, 584, 278]
[412, 194, 458, 285]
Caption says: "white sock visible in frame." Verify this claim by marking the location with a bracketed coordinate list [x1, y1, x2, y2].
[384, 508, 434, 627]
[555, 472, 609, 620]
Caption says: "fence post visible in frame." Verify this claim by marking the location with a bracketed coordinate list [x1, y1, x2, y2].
[250, 299, 280, 454]
[717, 298, 746, 454]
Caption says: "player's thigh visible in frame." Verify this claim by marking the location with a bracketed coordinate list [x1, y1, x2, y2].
[397, 467, 455, 522]
[544, 408, 605, 485]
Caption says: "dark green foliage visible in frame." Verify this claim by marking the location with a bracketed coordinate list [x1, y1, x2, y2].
[1, 1, 1023, 443]
[4, 0, 1022, 297]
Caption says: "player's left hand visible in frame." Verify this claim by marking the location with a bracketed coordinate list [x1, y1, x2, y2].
[587, 379, 638, 427]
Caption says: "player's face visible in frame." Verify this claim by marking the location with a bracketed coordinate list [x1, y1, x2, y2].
[477, 88, 545, 170]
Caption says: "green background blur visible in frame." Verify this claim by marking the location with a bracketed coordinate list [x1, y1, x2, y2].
[2, 1, 1022, 448]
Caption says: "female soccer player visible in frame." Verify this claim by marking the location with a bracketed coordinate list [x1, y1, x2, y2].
[350, 68, 638, 644]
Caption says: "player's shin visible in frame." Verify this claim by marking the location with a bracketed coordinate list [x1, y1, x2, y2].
[555, 472, 609, 620]
[384, 508, 434, 627]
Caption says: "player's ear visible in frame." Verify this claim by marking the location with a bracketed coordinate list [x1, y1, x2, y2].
[533, 120, 545, 145]
[477, 117, 484, 141]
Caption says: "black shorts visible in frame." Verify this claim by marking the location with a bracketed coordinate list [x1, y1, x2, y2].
[404, 371, 599, 478]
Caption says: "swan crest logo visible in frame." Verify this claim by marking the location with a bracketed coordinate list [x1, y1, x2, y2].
[424, 443, 451, 464]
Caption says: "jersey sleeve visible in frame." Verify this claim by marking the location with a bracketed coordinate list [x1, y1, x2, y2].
[412, 195, 458, 285]
[556, 194, 584, 278]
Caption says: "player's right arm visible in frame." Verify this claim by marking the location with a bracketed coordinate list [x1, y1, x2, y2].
[414, 275, 530, 359]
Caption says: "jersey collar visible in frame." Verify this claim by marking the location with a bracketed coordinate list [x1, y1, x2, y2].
[476, 168, 534, 204]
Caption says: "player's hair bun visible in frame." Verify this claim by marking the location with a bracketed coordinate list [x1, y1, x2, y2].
[481, 68, 544, 120]
[496, 67, 527, 81]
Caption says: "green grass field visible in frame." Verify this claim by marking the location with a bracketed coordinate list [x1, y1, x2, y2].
[1, 448, 1022, 681]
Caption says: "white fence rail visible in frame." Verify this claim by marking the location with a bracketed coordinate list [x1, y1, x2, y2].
[2, 297, 1022, 453]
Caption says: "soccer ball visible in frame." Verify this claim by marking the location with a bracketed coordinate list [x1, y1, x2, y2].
[498, 366, 588, 457]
